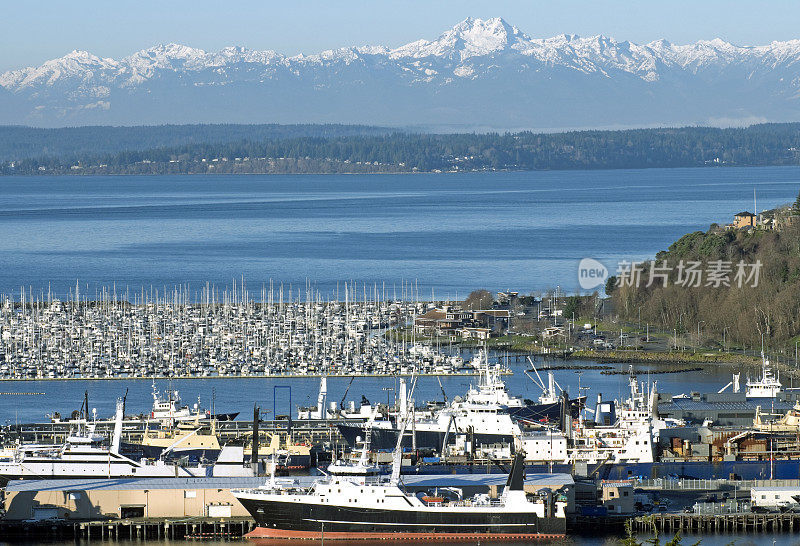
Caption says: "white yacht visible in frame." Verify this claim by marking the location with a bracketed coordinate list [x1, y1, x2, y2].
[148, 382, 239, 424]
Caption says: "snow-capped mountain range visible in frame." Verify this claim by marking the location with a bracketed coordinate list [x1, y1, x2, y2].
[2, 17, 800, 128]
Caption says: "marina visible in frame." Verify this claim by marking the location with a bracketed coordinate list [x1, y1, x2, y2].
[4, 338, 800, 542]
[3, 0, 800, 540]
[0, 282, 464, 379]
[1, 173, 800, 542]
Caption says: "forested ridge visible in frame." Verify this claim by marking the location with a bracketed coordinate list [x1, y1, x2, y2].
[2, 122, 800, 175]
[0, 124, 392, 162]
[610, 201, 800, 350]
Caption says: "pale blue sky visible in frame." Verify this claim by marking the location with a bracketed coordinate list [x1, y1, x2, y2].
[2, 1, 798, 72]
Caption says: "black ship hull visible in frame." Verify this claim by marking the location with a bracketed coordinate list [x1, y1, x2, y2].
[238, 497, 566, 538]
[506, 397, 584, 424]
[212, 411, 239, 422]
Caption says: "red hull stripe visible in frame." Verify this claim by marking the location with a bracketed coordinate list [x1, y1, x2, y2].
[245, 527, 565, 542]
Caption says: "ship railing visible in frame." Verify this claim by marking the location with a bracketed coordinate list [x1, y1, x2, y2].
[636, 478, 722, 490]
[445, 499, 503, 508]
[635, 477, 800, 491]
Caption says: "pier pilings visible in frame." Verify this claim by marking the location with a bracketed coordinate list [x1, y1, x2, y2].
[634, 512, 800, 534]
[0, 517, 256, 541]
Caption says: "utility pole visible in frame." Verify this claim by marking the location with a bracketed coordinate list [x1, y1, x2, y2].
[696, 321, 705, 353]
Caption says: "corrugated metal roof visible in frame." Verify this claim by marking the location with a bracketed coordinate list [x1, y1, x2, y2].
[5, 477, 266, 493]
[6, 473, 573, 493]
[660, 400, 794, 412]
[404, 473, 573, 488]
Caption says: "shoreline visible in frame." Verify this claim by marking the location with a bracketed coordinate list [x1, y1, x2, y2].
[566, 349, 762, 366]
[4, 164, 798, 178]
[0, 349, 787, 381]
[0, 371, 510, 382]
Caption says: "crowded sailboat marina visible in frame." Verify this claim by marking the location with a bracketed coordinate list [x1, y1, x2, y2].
[0, 283, 470, 379]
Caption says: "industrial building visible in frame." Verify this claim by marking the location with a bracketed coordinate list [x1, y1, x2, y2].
[3, 477, 264, 520]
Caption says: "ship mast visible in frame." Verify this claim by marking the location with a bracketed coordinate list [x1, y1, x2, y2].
[390, 374, 417, 484]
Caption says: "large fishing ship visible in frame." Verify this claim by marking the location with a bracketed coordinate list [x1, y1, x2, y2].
[336, 352, 582, 452]
[234, 388, 566, 541]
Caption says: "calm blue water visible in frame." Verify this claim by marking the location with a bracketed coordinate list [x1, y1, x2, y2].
[0, 359, 753, 424]
[0, 167, 798, 300]
[1, 535, 796, 546]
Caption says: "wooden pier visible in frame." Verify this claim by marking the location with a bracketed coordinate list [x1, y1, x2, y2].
[0, 516, 256, 541]
[634, 512, 800, 534]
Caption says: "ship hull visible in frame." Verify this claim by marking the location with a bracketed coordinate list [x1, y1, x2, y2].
[245, 527, 564, 542]
[238, 497, 565, 538]
[211, 411, 240, 422]
[0, 461, 204, 484]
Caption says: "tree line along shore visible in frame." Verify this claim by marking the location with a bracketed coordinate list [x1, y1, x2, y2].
[2, 122, 800, 176]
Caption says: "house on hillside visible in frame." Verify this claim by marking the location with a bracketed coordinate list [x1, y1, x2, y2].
[731, 211, 756, 229]
[542, 326, 565, 340]
[496, 291, 519, 304]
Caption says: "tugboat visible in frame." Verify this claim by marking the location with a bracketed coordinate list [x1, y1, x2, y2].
[234, 380, 566, 540]
[149, 382, 239, 424]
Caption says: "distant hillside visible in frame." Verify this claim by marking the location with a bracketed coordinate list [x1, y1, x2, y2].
[3, 122, 800, 175]
[610, 202, 800, 349]
[0, 124, 392, 162]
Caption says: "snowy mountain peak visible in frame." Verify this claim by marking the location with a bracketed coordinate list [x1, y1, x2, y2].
[1, 18, 800, 128]
[391, 16, 526, 60]
[127, 43, 207, 65]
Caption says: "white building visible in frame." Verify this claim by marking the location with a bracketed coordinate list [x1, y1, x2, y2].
[751, 487, 800, 508]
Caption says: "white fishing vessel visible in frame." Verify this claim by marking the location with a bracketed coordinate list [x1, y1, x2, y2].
[234, 378, 567, 540]
[338, 369, 524, 453]
[746, 354, 783, 399]
[297, 376, 386, 420]
[517, 369, 667, 465]
[148, 382, 239, 424]
[0, 398, 253, 482]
